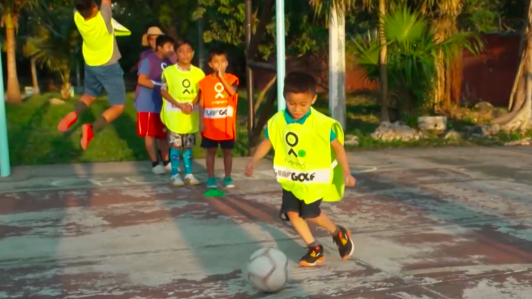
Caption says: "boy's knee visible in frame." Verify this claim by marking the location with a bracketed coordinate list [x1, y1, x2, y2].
[221, 148, 232, 156]
[111, 104, 125, 113]
[286, 211, 302, 221]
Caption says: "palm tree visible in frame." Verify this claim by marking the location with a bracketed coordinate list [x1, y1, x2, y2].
[24, 8, 81, 99]
[0, 0, 39, 103]
[413, 0, 465, 109]
[488, 0, 532, 132]
[350, 5, 481, 115]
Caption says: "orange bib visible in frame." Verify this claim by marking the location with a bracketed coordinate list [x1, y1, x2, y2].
[199, 74, 239, 140]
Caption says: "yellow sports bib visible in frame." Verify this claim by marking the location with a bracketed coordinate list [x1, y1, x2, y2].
[74, 12, 113, 66]
[160, 65, 205, 133]
[268, 108, 345, 203]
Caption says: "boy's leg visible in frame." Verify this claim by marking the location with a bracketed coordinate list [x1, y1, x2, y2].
[200, 136, 218, 187]
[307, 212, 355, 260]
[281, 190, 324, 267]
[80, 63, 127, 150]
[57, 65, 101, 132]
[221, 139, 235, 188]
[168, 131, 184, 186]
[182, 134, 199, 185]
[137, 112, 164, 174]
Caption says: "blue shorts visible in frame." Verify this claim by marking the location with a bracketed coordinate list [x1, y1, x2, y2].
[84, 63, 126, 105]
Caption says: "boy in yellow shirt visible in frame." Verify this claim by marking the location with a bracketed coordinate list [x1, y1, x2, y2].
[246, 71, 356, 267]
[160, 39, 205, 186]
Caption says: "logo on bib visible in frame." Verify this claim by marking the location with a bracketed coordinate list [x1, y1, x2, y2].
[285, 132, 306, 158]
[204, 107, 233, 119]
[182, 79, 191, 94]
[214, 82, 225, 99]
[276, 169, 316, 182]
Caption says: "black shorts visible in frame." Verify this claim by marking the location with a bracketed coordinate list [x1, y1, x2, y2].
[200, 136, 235, 149]
[280, 189, 322, 220]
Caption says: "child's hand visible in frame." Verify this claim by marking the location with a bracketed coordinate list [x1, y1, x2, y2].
[344, 174, 356, 187]
[245, 161, 254, 177]
[182, 103, 193, 114]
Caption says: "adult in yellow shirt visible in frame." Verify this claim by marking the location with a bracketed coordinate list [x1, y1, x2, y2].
[57, 0, 128, 150]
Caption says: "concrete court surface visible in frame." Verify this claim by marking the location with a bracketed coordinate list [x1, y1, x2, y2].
[1, 147, 532, 299]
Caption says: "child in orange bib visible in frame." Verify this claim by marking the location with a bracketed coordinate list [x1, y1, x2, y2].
[197, 47, 239, 189]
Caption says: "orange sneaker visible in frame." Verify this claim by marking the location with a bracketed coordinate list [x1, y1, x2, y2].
[299, 245, 324, 267]
[80, 124, 94, 150]
[57, 111, 78, 132]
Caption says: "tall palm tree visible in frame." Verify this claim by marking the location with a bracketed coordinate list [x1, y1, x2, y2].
[24, 7, 81, 99]
[0, 0, 39, 103]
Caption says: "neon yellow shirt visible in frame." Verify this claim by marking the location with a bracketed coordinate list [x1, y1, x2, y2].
[160, 65, 205, 133]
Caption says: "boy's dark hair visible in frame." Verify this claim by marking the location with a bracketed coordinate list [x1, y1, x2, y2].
[175, 39, 194, 50]
[155, 35, 175, 49]
[283, 71, 317, 96]
[75, 0, 96, 19]
[208, 47, 227, 61]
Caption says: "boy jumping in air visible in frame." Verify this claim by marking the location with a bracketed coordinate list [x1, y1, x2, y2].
[197, 48, 239, 189]
[58, 0, 127, 150]
[245, 71, 356, 267]
[161, 39, 205, 186]
[135, 35, 175, 175]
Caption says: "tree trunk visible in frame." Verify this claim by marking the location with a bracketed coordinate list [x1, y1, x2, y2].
[328, 5, 346, 128]
[378, 0, 389, 122]
[4, 13, 21, 104]
[490, 0, 532, 132]
[30, 57, 40, 96]
[254, 75, 276, 113]
[60, 70, 72, 99]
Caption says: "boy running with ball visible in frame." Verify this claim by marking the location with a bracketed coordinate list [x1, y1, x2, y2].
[160, 39, 205, 186]
[245, 71, 355, 267]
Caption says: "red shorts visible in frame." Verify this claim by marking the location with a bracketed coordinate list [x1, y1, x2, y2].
[136, 112, 166, 139]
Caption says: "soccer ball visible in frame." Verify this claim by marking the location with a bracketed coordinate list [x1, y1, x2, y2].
[246, 247, 290, 293]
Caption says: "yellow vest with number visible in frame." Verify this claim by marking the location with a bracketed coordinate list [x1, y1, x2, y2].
[74, 12, 120, 66]
[160, 65, 205, 133]
[268, 108, 346, 204]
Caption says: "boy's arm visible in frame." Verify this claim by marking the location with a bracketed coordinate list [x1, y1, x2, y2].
[137, 59, 154, 89]
[331, 138, 350, 176]
[100, 1, 113, 34]
[160, 73, 185, 109]
[219, 75, 238, 97]
[251, 138, 272, 165]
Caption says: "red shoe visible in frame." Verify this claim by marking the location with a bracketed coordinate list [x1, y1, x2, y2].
[80, 124, 94, 150]
[58, 111, 78, 132]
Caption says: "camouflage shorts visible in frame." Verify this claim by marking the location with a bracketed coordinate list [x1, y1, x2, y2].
[167, 132, 196, 148]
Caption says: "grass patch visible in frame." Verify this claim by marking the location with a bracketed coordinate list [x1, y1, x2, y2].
[7, 92, 252, 166]
[6, 91, 532, 166]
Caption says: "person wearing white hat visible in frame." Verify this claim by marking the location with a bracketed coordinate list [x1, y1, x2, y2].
[139, 26, 164, 62]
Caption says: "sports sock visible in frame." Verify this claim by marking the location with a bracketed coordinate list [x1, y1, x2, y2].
[183, 149, 193, 175]
[170, 148, 181, 176]
[91, 116, 108, 133]
[307, 241, 320, 249]
[151, 161, 159, 167]
[74, 101, 88, 115]
[331, 227, 340, 236]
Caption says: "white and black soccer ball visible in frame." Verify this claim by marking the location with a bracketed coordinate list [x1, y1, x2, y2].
[246, 247, 290, 293]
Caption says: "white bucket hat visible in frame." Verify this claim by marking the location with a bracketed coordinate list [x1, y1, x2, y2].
[141, 26, 164, 46]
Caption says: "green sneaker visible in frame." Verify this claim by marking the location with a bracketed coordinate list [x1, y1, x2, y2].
[223, 177, 235, 188]
[206, 177, 217, 189]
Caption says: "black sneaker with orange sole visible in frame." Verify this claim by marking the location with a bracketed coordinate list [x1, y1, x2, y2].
[299, 245, 324, 267]
[332, 226, 355, 259]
